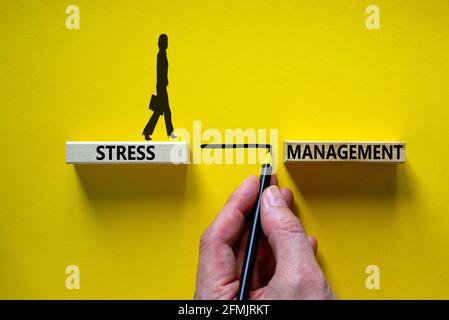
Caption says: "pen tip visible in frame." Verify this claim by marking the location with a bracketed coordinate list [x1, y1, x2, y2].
[264, 152, 271, 165]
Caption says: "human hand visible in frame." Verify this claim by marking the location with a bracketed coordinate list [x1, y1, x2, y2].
[194, 175, 336, 300]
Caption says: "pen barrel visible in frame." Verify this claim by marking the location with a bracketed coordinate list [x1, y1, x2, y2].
[237, 164, 272, 300]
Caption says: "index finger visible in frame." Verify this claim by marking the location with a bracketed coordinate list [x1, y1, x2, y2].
[204, 175, 260, 245]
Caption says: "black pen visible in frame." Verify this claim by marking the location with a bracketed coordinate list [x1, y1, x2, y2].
[237, 152, 272, 300]
[200, 143, 272, 300]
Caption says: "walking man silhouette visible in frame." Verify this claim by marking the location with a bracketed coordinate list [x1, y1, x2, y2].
[142, 34, 177, 141]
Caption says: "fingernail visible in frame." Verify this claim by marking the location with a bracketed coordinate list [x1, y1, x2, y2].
[265, 185, 287, 207]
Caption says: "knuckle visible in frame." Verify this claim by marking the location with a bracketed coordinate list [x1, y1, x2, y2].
[276, 214, 304, 235]
[199, 228, 214, 250]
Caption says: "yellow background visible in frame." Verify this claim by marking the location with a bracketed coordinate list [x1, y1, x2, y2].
[1, 0, 448, 299]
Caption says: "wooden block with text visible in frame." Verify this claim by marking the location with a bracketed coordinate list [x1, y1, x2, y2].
[66, 141, 189, 164]
[284, 141, 405, 163]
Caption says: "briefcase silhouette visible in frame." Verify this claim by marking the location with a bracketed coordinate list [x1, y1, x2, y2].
[149, 94, 159, 112]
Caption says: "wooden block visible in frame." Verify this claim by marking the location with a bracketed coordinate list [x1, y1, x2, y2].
[66, 141, 189, 164]
[284, 141, 405, 163]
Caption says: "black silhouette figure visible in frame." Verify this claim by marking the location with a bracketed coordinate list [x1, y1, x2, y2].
[142, 34, 176, 141]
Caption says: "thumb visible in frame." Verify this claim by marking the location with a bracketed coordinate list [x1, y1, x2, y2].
[260, 186, 317, 278]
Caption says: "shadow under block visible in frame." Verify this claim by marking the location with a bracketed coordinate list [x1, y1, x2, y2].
[284, 141, 406, 163]
[66, 141, 189, 164]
